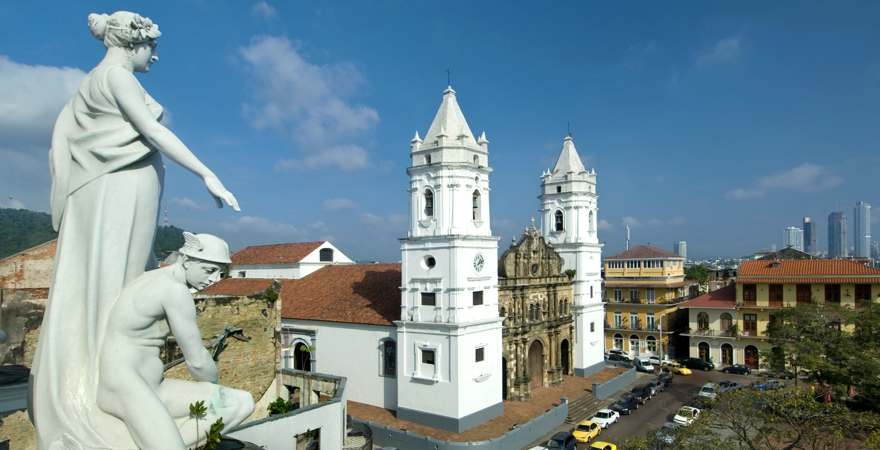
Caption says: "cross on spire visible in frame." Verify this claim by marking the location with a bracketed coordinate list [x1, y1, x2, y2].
[446, 68, 451, 87]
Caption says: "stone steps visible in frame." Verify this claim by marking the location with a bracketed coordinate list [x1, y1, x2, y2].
[564, 393, 604, 424]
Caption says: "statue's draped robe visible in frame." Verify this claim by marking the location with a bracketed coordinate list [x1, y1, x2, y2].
[32, 64, 164, 450]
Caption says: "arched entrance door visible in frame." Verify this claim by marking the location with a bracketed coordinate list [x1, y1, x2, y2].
[744, 345, 759, 369]
[698, 342, 710, 362]
[721, 343, 733, 366]
[560, 339, 570, 375]
[501, 357, 508, 400]
[294, 342, 312, 371]
[528, 340, 544, 389]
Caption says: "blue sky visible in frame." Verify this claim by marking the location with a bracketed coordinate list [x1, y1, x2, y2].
[1, 1, 878, 261]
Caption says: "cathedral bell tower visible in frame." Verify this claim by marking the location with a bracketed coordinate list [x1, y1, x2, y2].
[540, 135, 606, 375]
[396, 86, 503, 432]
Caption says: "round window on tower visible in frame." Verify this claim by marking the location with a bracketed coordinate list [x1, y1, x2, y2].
[423, 256, 436, 269]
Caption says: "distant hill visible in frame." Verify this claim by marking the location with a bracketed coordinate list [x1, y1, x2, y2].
[0, 208, 184, 260]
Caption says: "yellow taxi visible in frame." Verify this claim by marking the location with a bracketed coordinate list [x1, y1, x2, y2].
[666, 361, 692, 375]
[572, 419, 601, 443]
[590, 441, 617, 450]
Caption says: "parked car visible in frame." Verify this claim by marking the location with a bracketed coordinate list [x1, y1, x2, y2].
[684, 357, 715, 371]
[658, 371, 674, 387]
[606, 353, 632, 364]
[718, 380, 742, 393]
[610, 394, 638, 415]
[722, 364, 751, 375]
[647, 356, 663, 366]
[673, 406, 701, 426]
[635, 358, 655, 373]
[655, 422, 681, 445]
[648, 378, 666, 393]
[606, 349, 630, 360]
[630, 385, 651, 404]
[590, 409, 620, 429]
[667, 362, 692, 375]
[753, 379, 785, 391]
[546, 431, 577, 450]
[697, 382, 718, 400]
[589, 442, 617, 450]
[572, 419, 601, 443]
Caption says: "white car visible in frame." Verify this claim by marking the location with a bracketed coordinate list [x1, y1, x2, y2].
[636, 358, 655, 372]
[673, 406, 701, 426]
[590, 408, 620, 428]
[697, 382, 718, 400]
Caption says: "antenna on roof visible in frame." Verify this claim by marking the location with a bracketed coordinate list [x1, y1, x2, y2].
[567, 121, 572, 137]
[446, 68, 451, 87]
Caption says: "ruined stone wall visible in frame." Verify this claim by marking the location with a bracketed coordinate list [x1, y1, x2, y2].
[165, 294, 278, 403]
[0, 240, 55, 366]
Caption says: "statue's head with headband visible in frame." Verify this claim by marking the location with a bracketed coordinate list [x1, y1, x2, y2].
[88, 11, 161, 49]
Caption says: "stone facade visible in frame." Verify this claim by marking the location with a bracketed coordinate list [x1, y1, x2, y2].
[498, 227, 574, 401]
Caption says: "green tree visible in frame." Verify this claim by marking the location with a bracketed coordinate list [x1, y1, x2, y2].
[685, 265, 709, 285]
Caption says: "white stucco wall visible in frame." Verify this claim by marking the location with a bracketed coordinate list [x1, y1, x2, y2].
[282, 319, 398, 410]
[229, 400, 344, 450]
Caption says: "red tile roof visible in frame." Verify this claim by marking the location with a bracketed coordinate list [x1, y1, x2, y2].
[606, 244, 679, 260]
[281, 263, 401, 326]
[231, 242, 324, 265]
[681, 285, 736, 309]
[198, 278, 274, 296]
[738, 259, 880, 283]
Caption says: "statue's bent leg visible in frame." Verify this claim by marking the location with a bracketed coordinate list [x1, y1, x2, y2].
[97, 373, 187, 450]
[159, 379, 255, 442]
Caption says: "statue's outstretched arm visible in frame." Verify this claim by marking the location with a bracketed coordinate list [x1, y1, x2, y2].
[164, 287, 219, 383]
[106, 66, 240, 211]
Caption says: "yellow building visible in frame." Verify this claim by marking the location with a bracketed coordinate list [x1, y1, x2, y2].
[603, 245, 691, 360]
[682, 259, 880, 369]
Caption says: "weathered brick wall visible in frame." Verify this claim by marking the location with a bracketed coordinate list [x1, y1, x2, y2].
[0, 240, 56, 290]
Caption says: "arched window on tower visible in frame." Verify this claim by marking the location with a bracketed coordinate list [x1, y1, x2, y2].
[424, 189, 434, 217]
[472, 190, 481, 221]
[589, 210, 595, 232]
[473, 155, 479, 166]
[554, 210, 564, 232]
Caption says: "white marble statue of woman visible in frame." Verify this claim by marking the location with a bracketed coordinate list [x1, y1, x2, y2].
[31, 11, 240, 450]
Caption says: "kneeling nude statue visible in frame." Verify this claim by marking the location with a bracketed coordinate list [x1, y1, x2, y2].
[97, 232, 254, 449]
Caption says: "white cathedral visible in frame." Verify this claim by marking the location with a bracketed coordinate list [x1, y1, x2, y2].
[222, 86, 604, 433]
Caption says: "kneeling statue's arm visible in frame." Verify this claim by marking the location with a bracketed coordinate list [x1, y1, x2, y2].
[165, 290, 219, 383]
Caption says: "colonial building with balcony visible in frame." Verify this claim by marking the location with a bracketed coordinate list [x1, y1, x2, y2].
[682, 259, 880, 370]
[603, 244, 692, 359]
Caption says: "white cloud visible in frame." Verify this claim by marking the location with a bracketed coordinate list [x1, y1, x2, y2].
[598, 219, 612, 231]
[239, 36, 378, 172]
[220, 215, 304, 239]
[322, 197, 357, 210]
[726, 163, 842, 200]
[622, 216, 642, 228]
[275, 144, 369, 172]
[251, 1, 277, 19]
[170, 196, 206, 210]
[359, 212, 407, 227]
[0, 196, 25, 209]
[696, 36, 742, 67]
[0, 56, 86, 209]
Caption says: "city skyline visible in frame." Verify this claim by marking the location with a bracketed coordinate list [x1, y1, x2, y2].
[1, 2, 879, 261]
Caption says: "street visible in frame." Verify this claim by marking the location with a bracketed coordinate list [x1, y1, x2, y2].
[578, 369, 755, 447]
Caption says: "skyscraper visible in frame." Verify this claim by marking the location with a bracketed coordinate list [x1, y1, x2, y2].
[854, 202, 872, 258]
[784, 226, 804, 251]
[803, 217, 816, 255]
[828, 211, 848, 258]
[675, 241, 687, 260]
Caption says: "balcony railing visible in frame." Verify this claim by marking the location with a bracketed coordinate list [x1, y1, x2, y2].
[687, 327, 737, 337]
